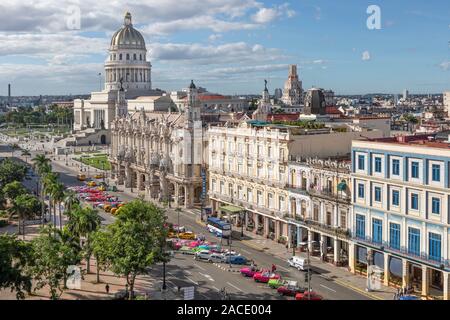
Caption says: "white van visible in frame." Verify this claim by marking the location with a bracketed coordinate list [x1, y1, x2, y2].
[288, 256, 310, 271]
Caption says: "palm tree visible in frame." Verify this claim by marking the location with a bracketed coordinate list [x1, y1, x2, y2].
[66, 205, 100, 273]
[32, 155, 51, 224]
[43, 172, 58, 227]
[32, 154, 51, 175]
[51, 182, 65, 230]
[53, 226, 82, 289]
[63, 190, 79, 215]
[21, 150, 31, 164]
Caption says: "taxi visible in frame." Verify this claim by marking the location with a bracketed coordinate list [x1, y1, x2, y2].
[94, 174, 104, 179]
[87, 181, 97, 187]
[77, 174, 86, 181]
[178, 231, 196, 240]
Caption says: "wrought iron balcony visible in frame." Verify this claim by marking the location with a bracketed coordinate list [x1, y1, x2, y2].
[308, 188, 351, 203]
[287, 185, 309, 196]
[305, 218, 351, 239]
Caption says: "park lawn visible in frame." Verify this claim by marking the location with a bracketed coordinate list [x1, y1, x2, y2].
[77, 155, 111, 171]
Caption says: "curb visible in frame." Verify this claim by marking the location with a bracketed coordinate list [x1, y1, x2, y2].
[331, 278, 384, 300]
[241, 240, 265, 252]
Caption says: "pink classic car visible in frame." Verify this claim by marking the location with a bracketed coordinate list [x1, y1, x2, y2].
[240, 267, 266, 278]
[253, 271, 280, 283]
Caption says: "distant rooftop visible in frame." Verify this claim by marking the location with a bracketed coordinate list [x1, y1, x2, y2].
[362, 134, 450, 150]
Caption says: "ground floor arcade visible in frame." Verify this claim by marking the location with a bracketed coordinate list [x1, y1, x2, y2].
[349, 243, 450, 300]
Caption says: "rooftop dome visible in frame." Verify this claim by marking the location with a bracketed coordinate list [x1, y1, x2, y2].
[110, 12, 146, 50]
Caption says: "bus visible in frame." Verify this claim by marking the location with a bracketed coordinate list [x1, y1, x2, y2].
[206, 217, 231, 238]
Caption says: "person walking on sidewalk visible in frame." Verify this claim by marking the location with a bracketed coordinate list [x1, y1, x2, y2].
[105, 284, 110, 294]
[271, 264, 276, 273]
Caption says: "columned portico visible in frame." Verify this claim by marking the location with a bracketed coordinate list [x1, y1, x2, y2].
[383, 253, 390, 286]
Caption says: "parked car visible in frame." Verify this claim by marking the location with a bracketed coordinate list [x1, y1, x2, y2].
[268, 279, 297, 289]
[224, 255, 247, 265]
[253, 271, 280, 283]
[295, 291, 323, 300]
[179, 246, 196, 255]
[288, 256, 310, 271]
[240, 266, 264, 278]
[194, 250, 212, 261]
[277, 284, 307, 296]
[208, 253, 226, 263]
[179, 232, 196, 240]
[398, 295, 420, 300]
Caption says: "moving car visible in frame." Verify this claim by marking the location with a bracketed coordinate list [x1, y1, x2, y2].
[288, 256, 310, 271]
[295, 291, 323, 300]
[94, 174, 104, 179]
[77, 174, 86, 181]
[253, 271, 280, 283]
[208, 253, 226, 263]
[179, 246, 196, 255]
[87, 181, 97, 187]
[277, 284, 307, 296]
[268, 279, 297, 289]
[224, 255, 247, 265]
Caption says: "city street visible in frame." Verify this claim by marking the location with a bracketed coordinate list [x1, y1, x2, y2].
[0, 138, 371, 300]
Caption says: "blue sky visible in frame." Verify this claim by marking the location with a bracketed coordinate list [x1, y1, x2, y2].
[0, 0, 448, 96]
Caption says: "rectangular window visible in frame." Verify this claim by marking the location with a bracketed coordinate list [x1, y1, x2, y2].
[268, 193, 273, 208]
[356, 214, 366, 239]
[247, 188, 253, 203]
[374, 186, 382, 202]
[411, 161, 419, 179]
[408, 227, 421, 256]
[374, 157, 382, 173]
[358, 155, 365, 170]
[429, 233, 442, 262]
[411, 193, 419, 210]
[358, 184, 365, 199]
[432, 197, 441, 215]
[392, 159, 400, 176]
[257, 191, 263, 206]
[372, 218, 383, 244]
[389, 223, 401, 250]
[432, 164, 441, 182]
[340, 211, 347, 229]
[392, 190, 400, 206]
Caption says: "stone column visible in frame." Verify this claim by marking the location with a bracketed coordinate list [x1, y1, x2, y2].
[264, 217, 269, 237]
[275, 220, 280, 241]
[422, 266, 429, 297]
[402, 259, 409, 289]
[333, 238, 340, 265]
[184, 185, 189, 209]
[383, 253, 390, 286]
[348, 242, 356, 273]
[307, 230, 313, 253]
[254, 215, 259, 234]
[137, 173, 142, 191]
[174, 183, 179, 207]
[125, 167, 132, 188]
[320, 234, 327, 260]
[444, 272, 450, 301]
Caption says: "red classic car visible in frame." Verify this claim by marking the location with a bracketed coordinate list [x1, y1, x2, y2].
[240, 267, 266, 278]
[253, 271, 280, 283]
[295, 291, 323, 300]
[277, 285, 307, 296]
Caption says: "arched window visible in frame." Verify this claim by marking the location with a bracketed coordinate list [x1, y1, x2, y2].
[133, 53, 137, 60]
[126, 53, 130, 60]
[119, 54, 122, 60]
[139, 54, 142, 60]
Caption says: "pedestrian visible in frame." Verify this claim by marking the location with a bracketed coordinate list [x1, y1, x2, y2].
[271, 264, 276, 273]
[105, 283, 110, 294]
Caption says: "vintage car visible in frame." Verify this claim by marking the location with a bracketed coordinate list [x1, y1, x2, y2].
[179, 246, 196, 255]
[253, 271, 280, 283]
[295, 291, 323, 300]
[77, 174, 86, 181]
[177, 232, 196, 240]
[241, 267, 266, 278]
[224, 255, 248, 265]
[277, 284, 307, 296]
[268, 279, 297, 289]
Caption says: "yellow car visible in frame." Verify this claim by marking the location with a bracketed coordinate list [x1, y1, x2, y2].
[87, 181, 97, 187]
[167, 231, 177, 239]
[104, 205, 112, 212]
[94, 174, 104, 179]
[98, 185, 106, 191]
[77, 174, 86, 181]
[179, 232, 196, 240]
[110, 208, 117, 215]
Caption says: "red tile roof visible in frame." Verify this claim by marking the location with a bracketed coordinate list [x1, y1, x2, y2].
[268, 113, 300, 121]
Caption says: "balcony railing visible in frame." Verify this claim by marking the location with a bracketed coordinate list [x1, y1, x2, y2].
[305, 218, 351, 239]
[308, 188, 351, 203]
[287, 185, 309, 196]
[353, 236, 450, 269]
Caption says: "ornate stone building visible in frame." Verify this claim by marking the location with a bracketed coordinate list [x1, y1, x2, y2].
[281, 64, 303, 106]
[109, 81, 204, 208]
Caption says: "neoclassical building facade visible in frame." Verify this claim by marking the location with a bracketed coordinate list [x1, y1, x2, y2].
[109, 81, 204, 208]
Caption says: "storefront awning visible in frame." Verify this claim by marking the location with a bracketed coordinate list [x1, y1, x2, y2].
[337, 180, 347, 191]
[220, 205, 244, 214]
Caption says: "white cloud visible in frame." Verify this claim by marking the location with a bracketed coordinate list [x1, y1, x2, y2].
[251, 3, 296, 24]
[439, 61, 450, 71]
[208, 34, 222, 42]
[362, 51, 371, 61]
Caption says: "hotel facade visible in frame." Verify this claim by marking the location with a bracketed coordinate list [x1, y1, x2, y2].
[350, 135, 450, 299]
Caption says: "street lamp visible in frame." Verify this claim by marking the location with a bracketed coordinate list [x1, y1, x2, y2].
[299, 240, 317, 300]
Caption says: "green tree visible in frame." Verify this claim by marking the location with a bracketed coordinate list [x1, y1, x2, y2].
[90, 229, 112, 283]
[0, 234, 33, 300]
[0, 158, 28, 187]
[66, 204, 100, 273]
[63, 190, 79, 214]
[43, 172, 58, 227]
[32, 155, 51, 224]
[9, 194, 41, 238]
[2, 181, 27, 206]
[30, 226, 82, 299]
[107, 200, 168, 299]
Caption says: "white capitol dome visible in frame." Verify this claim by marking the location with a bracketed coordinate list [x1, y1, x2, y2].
[104, 12, 152, 95]
[110, 12, 146, 50]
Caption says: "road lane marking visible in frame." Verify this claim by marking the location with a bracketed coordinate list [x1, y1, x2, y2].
[185, 270, 192, 275]
[277, 266, 289, 272]
[212, 286, 220, 292]
[240, 249, 251, 255]
[199, 273, 215, 282]
[187, 277, 199, 285]
[320, 284, 337, 293]
[195, 263, 206, 271]
[226, 282, 243, 292]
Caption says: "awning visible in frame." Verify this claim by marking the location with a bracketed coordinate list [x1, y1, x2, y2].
[220, 205, 244, 214]
[337, 180, 347, 191]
